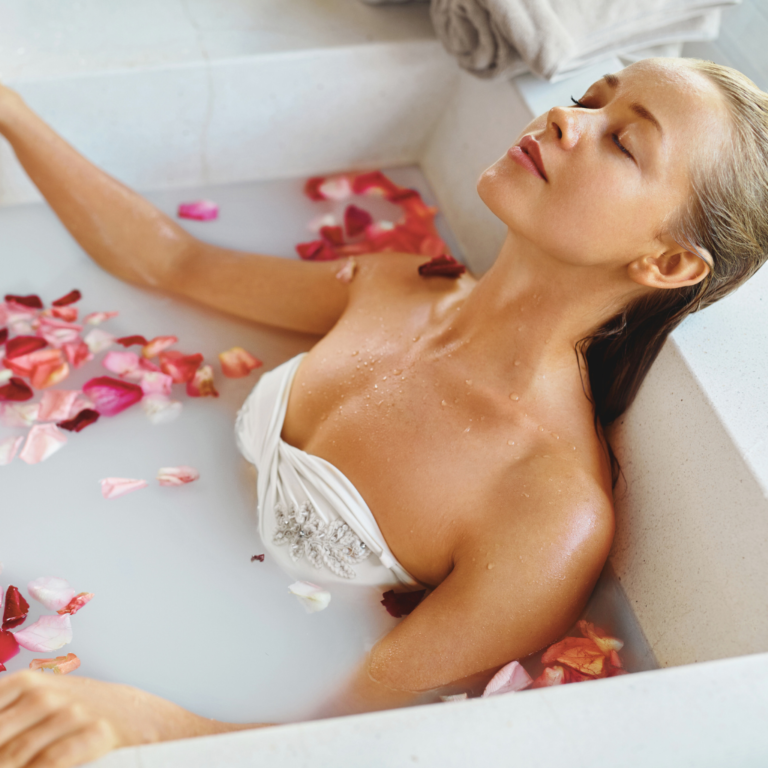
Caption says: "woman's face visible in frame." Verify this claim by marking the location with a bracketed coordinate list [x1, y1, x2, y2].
[478, 59, 729, 269]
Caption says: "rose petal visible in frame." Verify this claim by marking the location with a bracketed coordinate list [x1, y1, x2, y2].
[140, 371, 173, 396]
[482, 661, 533, 697]
[186, 364, 219, 398]
[82, 376, 143, 416]
[13, 614, 72, 652]
[320, 225, 345, 247]
[0, 435, 23, 465]
[541, 637, 605, 677]
[344, 205, 373, 237]
[1, 402, 39, 427]
[0, 630, 20, 663]
[351, 170, 400, 197]
[577, 620, 625, 655]
[2, 586, 30, 630]
[29, 351, 69, 389]
[57, 408, 100, 433]
[27, 577, 76, 612]
[83, 328, 115, 354]
[52, 290, 82, 307]
[29, 652, 81, 674]
[178, 200, 219, 221]
[19, 424, 68, 464]
[102, 351, 140, 377]
[219, 347, 262, 378]
[38, 316, 83, 347]
[142, 336, 178, 358]
[304, 177, 328, 201]
[335, 257, 358, 284]
[5, 294, 43, 310]
[250, 554, 265, 562]
[116, 335, 149, 347]
[319, 176, 352, 201]
[307, 213, 338, 233]
[531, 666, 566, 688]
[0, 368, 12, 385]
[418, 254, 466, 279]
[157, 465, 199, 486]
[296, 240, 338, 261]
[63, 341, 93, 369]
[83, 311, 118, 325]
[380, 589, 426, 618]
[288, 581, 331, 613]
[0, 377, 33, 401]
[57, 593, 94, 616]
[100, 478, 148, 499]
[158, 351, 203, 384]
[0, 328, 7, 345]
[5, 335, 47, 359]
[37, 390, 79, 422]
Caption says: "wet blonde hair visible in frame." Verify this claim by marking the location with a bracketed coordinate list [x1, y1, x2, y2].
[580, 59, 768, 484]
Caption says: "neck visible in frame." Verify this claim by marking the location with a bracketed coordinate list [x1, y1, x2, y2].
[433, 231, 637, 390]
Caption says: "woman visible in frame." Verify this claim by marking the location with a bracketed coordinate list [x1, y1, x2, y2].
[0, 56, 766, 767]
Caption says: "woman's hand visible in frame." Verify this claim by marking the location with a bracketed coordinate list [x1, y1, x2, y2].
[0, 669, 232, 768]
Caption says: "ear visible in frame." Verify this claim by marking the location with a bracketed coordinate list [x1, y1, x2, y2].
[627, 245, 712, 290]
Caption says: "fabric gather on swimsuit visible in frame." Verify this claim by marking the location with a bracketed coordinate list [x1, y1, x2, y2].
[235, 352, 422, 589]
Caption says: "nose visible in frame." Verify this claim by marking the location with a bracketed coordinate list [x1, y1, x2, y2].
[546, 106, 581, 150]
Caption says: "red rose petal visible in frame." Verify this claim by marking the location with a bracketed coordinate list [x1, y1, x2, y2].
[0, 630, 20, 664]
[541, 637, 605, 677]
[186, 364, 219, 398]
[531, 666, 566, 688]
[52, 289, 82, 307]
[28, 350, 69, 389]
[57, 592, 94, 616]
[0, 328, 7, 345]
[250, 554, 265, 562]
[82, 376, 143, 416]
[296, 239, 338, 261]
[380, 589, 426, 618]
[304, 177, 327, 201]
[418, 254, 466, 279]
[142, 335, 178, 359]
[50, 306, 78, 322]
[158, 350, 203, 384]
[116, 335, 149, 347]
[62, 340, 93, 369]
[5, 294, 43, 309]
[5, 335, 47, 359]
[351, 170, 400, 197]
[0, 377, 33, 401]
[320, 225, 345, 247]
[2, 585, 30, 630]
[344, 204, 373, 238]
[57, 408, 100, 433]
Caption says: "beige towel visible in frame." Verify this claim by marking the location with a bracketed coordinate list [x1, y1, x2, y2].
[430, 0, 737, 80]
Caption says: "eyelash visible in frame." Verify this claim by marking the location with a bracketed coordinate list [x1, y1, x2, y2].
[569, 96, 634, 161]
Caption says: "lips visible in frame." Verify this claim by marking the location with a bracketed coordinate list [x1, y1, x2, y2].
[518, 135, 547, 181]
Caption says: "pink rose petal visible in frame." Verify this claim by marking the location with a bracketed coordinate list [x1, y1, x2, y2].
[186, 364, 219, 398]
[288, 581, 331, 613]
[335, 257, 358, 284]
[140, 371, 173, 396]
[142, 336, 178, 359]
[38, 316, 83, 347]
[157, 465, 199, 486]
[1, 402, 39, 427]
[482, 661, 533, 697]
[0, 436, 23, 466]
[27, 577, 76, 612]
[219, 347, 262, 378]
[19, 424, 67, 464]
[13, 614, 72, 652]
[57, 592, 94, 616]
[82, 376, 143, 416]
[63, 340, 93, 369]
[178, 200, 219, 221]
[83, 328, 115, 354]
[141, 394, 182, 425]
[102, 351, 141, 377]
[29, 652, 81, 674]
[100, 477, 148, 499]
[83, 311, 118, 325]
[37, 390, 79, 422]
[319, 177, 352, 201]
[49, 306, 79, 322]
[158, 351, 203, 383]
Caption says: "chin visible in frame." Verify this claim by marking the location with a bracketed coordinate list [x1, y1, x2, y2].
[476, 155, 530, 230]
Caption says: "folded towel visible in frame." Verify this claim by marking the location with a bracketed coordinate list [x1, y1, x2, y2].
[430, 0, 738, 80]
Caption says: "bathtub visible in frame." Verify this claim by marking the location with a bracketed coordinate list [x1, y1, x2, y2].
[2, 2, 768, 765]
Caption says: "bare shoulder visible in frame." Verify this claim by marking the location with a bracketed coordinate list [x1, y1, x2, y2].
[346, 252, 478, 304]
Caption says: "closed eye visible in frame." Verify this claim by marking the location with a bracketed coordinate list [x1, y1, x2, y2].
[570, 97, 635, 162]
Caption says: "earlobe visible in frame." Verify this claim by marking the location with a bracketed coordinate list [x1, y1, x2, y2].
[629, 246, 712, 290]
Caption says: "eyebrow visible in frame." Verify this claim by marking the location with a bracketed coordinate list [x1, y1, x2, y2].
[603, 73, 663, 135]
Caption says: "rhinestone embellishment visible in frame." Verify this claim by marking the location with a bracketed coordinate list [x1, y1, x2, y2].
[273, 500, 371, 579]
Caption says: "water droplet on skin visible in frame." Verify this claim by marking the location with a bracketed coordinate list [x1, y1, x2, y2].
[374, 384, 378, 389]
[377, 400, 384, 406]
[352, 350, 359, 356]
[382, 377, 387, 381]
[393, 370, 402, 376]
[366, 394, 370, 399]
[369, 367, 373, 372]
[508, 440, 515, 445]
[538, 426, 544, 432]
[441, 400, 448, 406]
[522, 492, 530, 498]
[454, 398, 459, 403]
[553, 433, 559, 439]
[487, 563, 495, 570]
[401, 376, 406, 381]
[413, 337, 420, 342]
[573, 446, 577, 451]
[466, 380, 473, 385]
[464, 427, 471, 433]
[518, 326, 523, 332]
[510, 394, 519, 401]
[514, 360, 520, 366]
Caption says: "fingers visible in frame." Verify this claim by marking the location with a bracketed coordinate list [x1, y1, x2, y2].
[23, 722, 115, 768]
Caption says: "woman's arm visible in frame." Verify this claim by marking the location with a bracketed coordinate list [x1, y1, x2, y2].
[0, 85, 351, 335]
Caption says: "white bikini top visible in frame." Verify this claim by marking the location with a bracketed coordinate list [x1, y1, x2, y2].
[235, 353, 422, 590]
